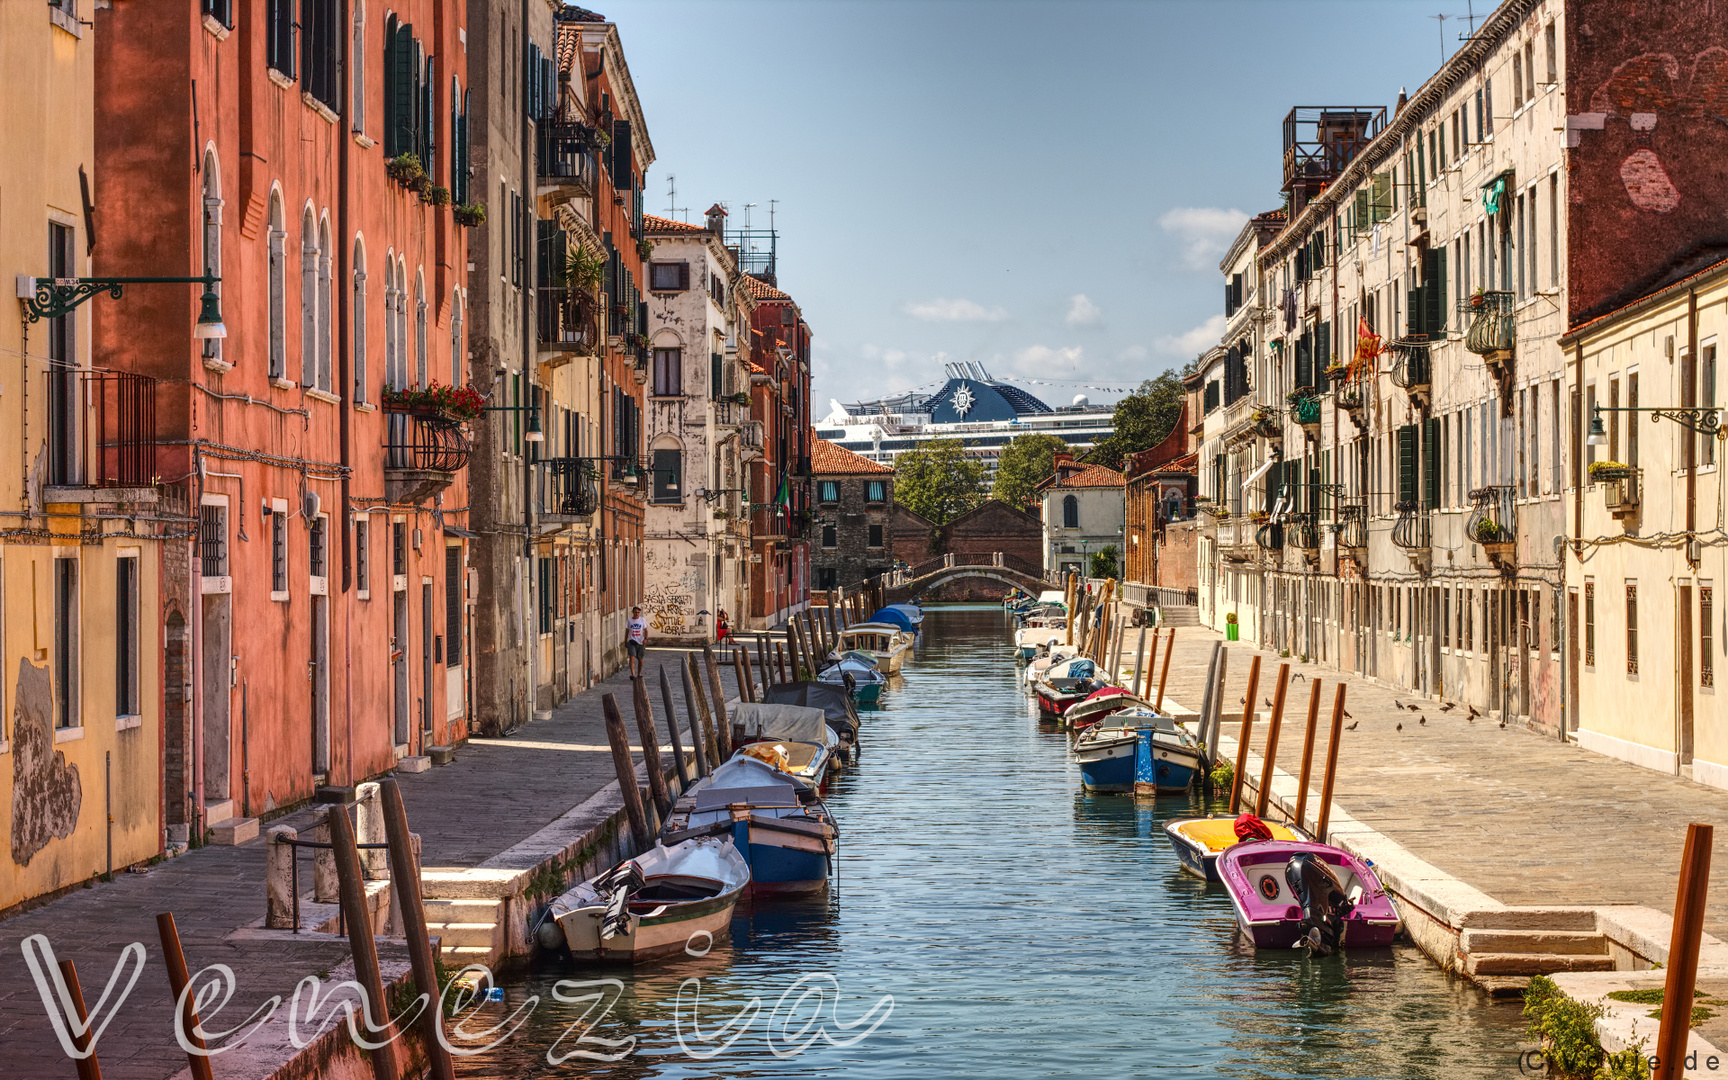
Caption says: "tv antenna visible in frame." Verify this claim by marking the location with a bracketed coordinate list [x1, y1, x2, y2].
[1457, 0, 1479, 40]
[664, 175, 688, 222]
[1430, 13, 1451, 64]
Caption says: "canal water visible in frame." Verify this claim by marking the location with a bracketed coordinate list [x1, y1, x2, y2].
[458, 604, 1530, 1078]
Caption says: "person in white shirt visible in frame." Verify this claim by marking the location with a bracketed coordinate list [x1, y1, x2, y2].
[625, 606, 649, 676]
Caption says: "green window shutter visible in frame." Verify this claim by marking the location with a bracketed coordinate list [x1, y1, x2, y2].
[1423, 417, 1440, 509]
[1315, 320, 1331, 370]
[420, 50, 435, 170]
[1407, 285, 1426, 336]
[1354, 190, 1369, 236]
[1295, 332, 1311, 388]
[711, 353, 722, 398]
[389, 24, 415, 158]
[1397, 425, 1418, 504]
[611, 120, 633, 191]
[1426, 248, 1447, 333]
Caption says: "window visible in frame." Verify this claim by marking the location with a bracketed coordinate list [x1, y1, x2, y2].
[271, 509, 288, 596]
[201, 154, 224, 367]
[383, 16, 423, 158]
[652, 347, 682, 396]
[1626, 582, 1639, 674]
[203, 0, 234, 28]
[821, 524, 837, 548]
[538, 557, 553, 635]
[818, 481, 839, 504]
[650, 262, 689, 291]
[356, 517, 370, 594]
[301, 0, 340, 109]
[116, 555, 139, 719]
[47, 221, 78, 487]
[1463, 588, 1473, 651]
[351, 1, 365, 131]
[1526, 42, 1537, 99]
[353, 241, 368, 402]
[53, 558, 79, 730]
[451, 292, 464, 388]
[445, 546, 463, 668]
[868, 523, 884, 549]
[392, 520, 406, 576]
[1585, 580, 1596, 666]
[1706, 347, 1718, 467]
[1628, 371, 1640, 468]
[309, 516, 327, 579]
[867, 480, 886, 504]
[1546, 22, 1558, 84]
[414, 270, 427, 387]
[1513, 52, 1523, 107]
[1443, 588, 1452, 648]
[315, 217, 332, 392]
[1706, 585, 1716, 688]
[200, 505, 228, 577]
[1062, 494, 1079, 529]
[268, 0, 297, 78]
[650, 447, 681, 503]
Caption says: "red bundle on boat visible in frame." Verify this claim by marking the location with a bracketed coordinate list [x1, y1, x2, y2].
[1233, 813, 1275, 841]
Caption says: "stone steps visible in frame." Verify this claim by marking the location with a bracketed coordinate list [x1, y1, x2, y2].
[1159, 608, 1202, 626]
[1465, 951, 1618, 976]
[1461, 928, 1610, 955]
[423, 897, 504, 964]
[1458, 909, 1615, 982]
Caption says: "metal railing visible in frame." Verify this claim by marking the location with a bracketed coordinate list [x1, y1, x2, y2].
[1391, 502, 1430, 550]
[1462, 291, 1515, 358]
[536, 120, 599, 193]
[384, 409, 472, 473]
[1467, 485, 1517, 548]
[537, 288, 598, 354]
[1255, 520, 1284, 552]
[542, 457, 598, 517]
[46, 367, 159, 488]
[1291, 395, 1322, 427]
[1389, 337, 1431, 391]
[1336, 498, 1368, 549]
[1287, 511, 1320, 550]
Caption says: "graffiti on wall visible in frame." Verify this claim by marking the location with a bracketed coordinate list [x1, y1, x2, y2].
[12, 660, 81, 866]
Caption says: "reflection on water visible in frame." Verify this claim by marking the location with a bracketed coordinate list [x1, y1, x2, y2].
[456, 605, 1529, 1078]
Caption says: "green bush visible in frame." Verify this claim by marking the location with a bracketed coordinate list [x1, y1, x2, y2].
[1209, 758, 1233, 790]
[1524, 975, 1606, 1079]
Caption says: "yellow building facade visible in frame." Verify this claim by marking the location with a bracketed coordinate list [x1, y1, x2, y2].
[1, 0, 167, 911]
[1563, 260, 1728, 789]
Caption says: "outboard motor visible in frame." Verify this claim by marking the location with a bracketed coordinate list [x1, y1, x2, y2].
[597, 860, 647, 940]
[1285, 852, 1354, 955]
[842, 670, 857, 693]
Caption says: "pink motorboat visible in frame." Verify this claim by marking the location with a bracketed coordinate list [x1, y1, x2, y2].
[1217, 840, 1400, 953]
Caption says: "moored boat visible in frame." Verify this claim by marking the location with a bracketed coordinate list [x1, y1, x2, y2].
[1162, 814, 1314, 881]
[1063, 687, 1140, 733]
[763, 681, 861, 760]
[661, 756, 838, 895]
[1217, 837, 1400, 952]
[1074, 708, 1205, 793]
[731, 703, 841, 783]
[549, 838, 750, 963]
[1033, 655, 1108, 717]
[816, 655, 886, 703]
[839, 622, 913, 674]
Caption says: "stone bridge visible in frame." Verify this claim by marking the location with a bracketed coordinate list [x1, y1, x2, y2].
[878, 553, 1050, 605]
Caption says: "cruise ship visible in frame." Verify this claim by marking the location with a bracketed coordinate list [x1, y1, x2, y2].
[816, 363, 1117, 477]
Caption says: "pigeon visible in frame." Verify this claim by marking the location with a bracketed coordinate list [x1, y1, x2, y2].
[1396, 721, 1403, 731]
[1293, 672, 1306, 680]
[1499, 720, 1507, 729]
[1468, 715, 1475, 722]
[1468, 705, 1481, 718]
[1264, 698, 1274, 707]
[1418, 716, 1426, 726]
[1393, 700, 1405, 710]
[1439, 702, 1456, 712]
[1346, 721, 1359, 731]
[1343, 710, 1353, 719]
[1239, 696, 1247, 704]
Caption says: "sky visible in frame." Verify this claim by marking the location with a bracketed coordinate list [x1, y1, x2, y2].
[602, 0, 1479, 412]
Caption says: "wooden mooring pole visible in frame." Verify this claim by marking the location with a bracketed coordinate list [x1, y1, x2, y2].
[156, 913, 215, 1080]
[657, 665, 693, 784]
[602, 693, 654, 851]
[1254, 664, 1290, 818]
[1292, 679, 1323, 832]
[1155, 627, 1176, 711]
[60, 959, 103, 1080]
[702, 645, 732, 757]
[630, 677, 671, 820]
[675, 659, 710, 777]
[684, 653, 720, 768]
[1654, 822, 1715, 1080]
[1227, 655, 1262, 814]
[380, 779, 456, 1080]
[1313, 683, 1348, 842]
[327, 806, 400, 1080]
[737, 647, 757, 703]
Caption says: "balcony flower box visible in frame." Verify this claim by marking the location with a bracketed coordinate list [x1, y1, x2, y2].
[381, 382, 485, 423]
[453, 203, 486, 228]
[1588, 460, 1635, 483]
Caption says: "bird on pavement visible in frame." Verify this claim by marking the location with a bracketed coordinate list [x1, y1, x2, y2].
[1239, 696, 1247, 704]
[1264, 698, 1274, 707]
[1499, 720, 1507, 729]
[1343, 710, 1353, 719]
[1393, 700, 1405, 710]
[1440, 702, 1456, 712]
[1293, 672, 1306, 680]
[1346, 721, 1359, 731]
[1396, 721, 1403, 731]
[1418, 716, 1426, 726]
[1469, 705, 1481, 718]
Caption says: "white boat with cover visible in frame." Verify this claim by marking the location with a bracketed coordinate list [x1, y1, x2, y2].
[838, 622, 913, 674]
[731, 702, 841, 782]
[550, 838, 750, 963]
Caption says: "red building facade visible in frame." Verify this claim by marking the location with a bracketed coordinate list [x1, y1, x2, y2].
[739, 275, 811, 628]
[96, 0, 473, 833]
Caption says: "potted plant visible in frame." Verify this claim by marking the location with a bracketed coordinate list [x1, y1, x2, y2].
[565, 243, 605, 295]
[1324, 362, 1348, 381]
[636, 237, 654, 261]
[385, 153, 426, 187]
[453, 203, 487, 228]
[1588, 460, 1635, 482]
[381, 382, 485, 423]
[423, 184, 452, 207]
[731, 390, 751, 406]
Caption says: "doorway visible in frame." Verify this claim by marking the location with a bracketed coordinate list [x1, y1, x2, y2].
[311, 594, 329, 776]
[392, 587, 409, 747]
[421, 580, 434, 749]
[201, 592, 231, 802]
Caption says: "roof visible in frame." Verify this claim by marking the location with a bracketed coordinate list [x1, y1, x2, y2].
[811, 437, 891, 475]
[643, 214, 704, 234]
[1560, 250, 1728, 345]
[739, 274, 790, 302]
[1041, 462, 1125, 491]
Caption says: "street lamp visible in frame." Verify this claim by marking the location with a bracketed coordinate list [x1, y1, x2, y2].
[24, 270, 226, 340]
[1588, 403, 1719, 445]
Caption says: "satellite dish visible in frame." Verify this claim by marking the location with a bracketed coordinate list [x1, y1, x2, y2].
[1072, 394, 1090, 408]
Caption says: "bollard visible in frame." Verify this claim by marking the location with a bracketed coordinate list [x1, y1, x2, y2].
[1655, 822, 1715, 1080]
[1132, 727, 1157, 799]
[703, 645, 732, 757]
[631, 676, 671, 820]
[1293, 679, 1323, 833]
[311, 816, 339, 904]
[677, 658, 712, 777]
[657, 665, 693, 784]
[785, 623, 802, 680]
[266, 824, 298, 929]
[1155, 627, 1176, 711]
[60, 959, 103, 1080]
[756, 634, 772, 697]
[686, 653, 720, 767]
[602, 693, 655, 851]
[774, 640, 789, 684]
[1314, 683, 1348, 842]
[384, 831, 420, 937]
[380, 780, 456, 1080]
[1255, 664, 1290, 819]
[156, 913, 215, 1080]
[327, 807, 401, 1080]
[1228, 655, 1262, 814]
[355, 782, 388, 879]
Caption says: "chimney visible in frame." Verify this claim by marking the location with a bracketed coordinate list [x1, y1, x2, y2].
[1394, 87, 1408, 117]
[705, 202, 728, 234]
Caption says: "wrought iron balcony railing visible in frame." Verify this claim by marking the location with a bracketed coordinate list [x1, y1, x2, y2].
[536, 288, 599, 356]
[542, 457, 599, 518]
[1391, 502, 1431, 550]
[1462, 291, 1515, 360]
[1467, 485, 1517, 556]
[1291, 394, 1322, 427]
[1390, 337, 1431, 392]
[384, 410, 472, 474]
[536, 120, 599, 195]
[1287, 511, 1320, 550]
[44, 367, 159, 492]
[1254, 520, 1283, 552]
[1336, 499, 1368, 549]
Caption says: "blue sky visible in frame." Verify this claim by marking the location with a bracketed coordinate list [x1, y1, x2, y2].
[605, 0, 1476, 410]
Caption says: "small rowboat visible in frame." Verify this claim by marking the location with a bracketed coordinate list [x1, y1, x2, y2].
[731, 703, 841, 784]
[839, 623, 913, 674]
[661, 755, 838, 895]
[1063, 687, 1140, 733]
[1073, 708, 1205, 793]
[1217, 840, 1400, 952]
[1162, 815, 1314, 881]
[550, 838, 750, 963]
[1033, 656, 1107, 717]
[817, 655, 886, 704]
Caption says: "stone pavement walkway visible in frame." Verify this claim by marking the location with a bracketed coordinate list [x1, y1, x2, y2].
[1146, 627, 1728, 940]
[0, 646, 740, 1080]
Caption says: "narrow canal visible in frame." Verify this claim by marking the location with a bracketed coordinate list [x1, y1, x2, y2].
[459, 604, 1529, 1078]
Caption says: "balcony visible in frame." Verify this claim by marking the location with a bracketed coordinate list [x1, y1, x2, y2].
[1592, 462, 1641, 521]
[1254, 520, 1283, 552]
[1286, 511, 1320, 553]
[740, 421, 764, 460]
[1389, 337, 1431, 398]
[536, 120, 599, 200]
[540, 457, 598, 523]
[43, 367, 160, 505]
[1462, 291, 1515, 362]
[536, 288, 599, 366]
[1289, 391, 1322, 431]
[384, 407, 472, 504]
[1467, 485, 1517, 568]
[1391, 501, 1431, 556]
[712, 397, 747, 430]
[1336, 499, 1368, 553]
[1332, 368, 1368, 422]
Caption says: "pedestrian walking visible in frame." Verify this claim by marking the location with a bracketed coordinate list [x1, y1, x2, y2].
[626, 605, 649, 676]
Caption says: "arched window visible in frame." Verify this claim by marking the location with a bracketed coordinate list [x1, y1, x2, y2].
[381, 254, 396, 390]
[267, 190, 286, 380]
[450, 290, 464, 387]
[352, 236, 368, 403]
[300, 207, 318, 387]
[394, 257, 409, 389]
[650, 441, 682, 504]
[316, 214, 333, 392]
[1063, 494, 1080, 529]
[414, 269, 427, 387]
[200, 150, 224, 369]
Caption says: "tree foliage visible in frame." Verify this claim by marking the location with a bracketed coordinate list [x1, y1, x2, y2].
[1089, 544, 1120, 580]
[992, 433, 1069, 511]
[894, 438, 986, 525]
[1084, 365, 1192, 471]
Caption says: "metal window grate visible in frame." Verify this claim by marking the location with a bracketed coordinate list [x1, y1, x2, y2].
[1584, 582, 1596, 667]
[1705, 586, 1715, 689]
[271, 513, 287, 594]
[356, 519, 370, 592]
[309, 517, 326, 578]
[199, 505, 227, 577]
[1626, 583, 1638, 675]
[393, 522, 406, 576]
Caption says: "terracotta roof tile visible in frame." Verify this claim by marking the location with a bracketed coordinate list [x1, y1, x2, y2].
[1044, 462, 1125, 489]
[739, 274, 790, 302]
[643, 214, 705, 234]
[811, 437, 891, 475]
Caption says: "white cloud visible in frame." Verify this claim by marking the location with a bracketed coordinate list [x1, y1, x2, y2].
[1065, 294, 1104, 328]
[1116, 344, 1148, 363]
[902, 297, 1009, 323]
[1002, 344, 1084, 377]
[1156, 314, 1226, 356]
[1159, 206, 1250, 270]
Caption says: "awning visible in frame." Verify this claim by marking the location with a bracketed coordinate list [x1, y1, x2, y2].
[443, 524, 479, 539]
[1243, 457, 1278, 488]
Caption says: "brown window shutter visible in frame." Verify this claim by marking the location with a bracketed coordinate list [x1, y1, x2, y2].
[678, 262, 690, 290]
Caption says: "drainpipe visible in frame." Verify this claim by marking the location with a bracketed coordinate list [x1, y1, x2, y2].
[338, 0, 355, 781]
[1688, 288, 1699, 542]
[521, 3, 537, 721]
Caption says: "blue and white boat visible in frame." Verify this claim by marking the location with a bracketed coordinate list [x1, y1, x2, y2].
[661, 756, 837, 896]
[883, 602, 924, 627]
[1073, 708, 1206, 793]
[817, 655, 886, 703]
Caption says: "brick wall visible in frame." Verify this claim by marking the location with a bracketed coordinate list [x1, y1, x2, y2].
[811, 474, 894, 589]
